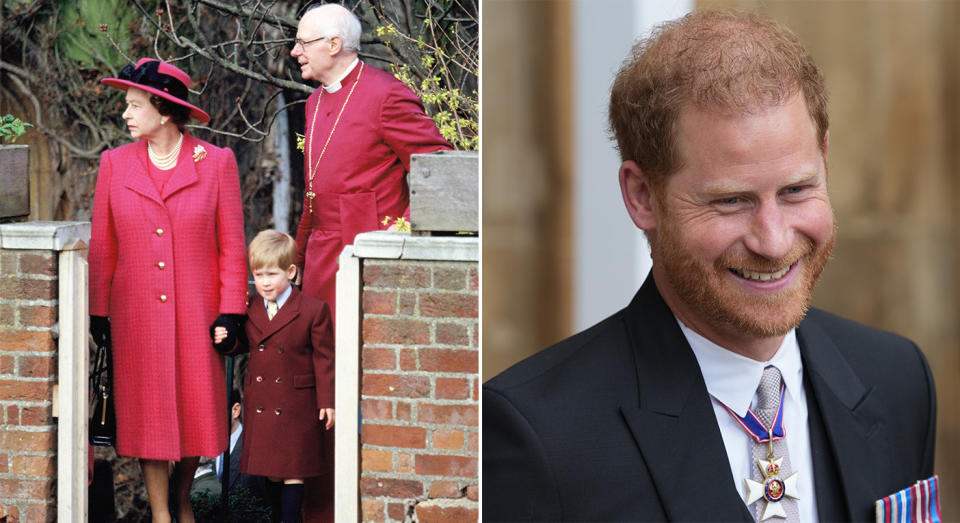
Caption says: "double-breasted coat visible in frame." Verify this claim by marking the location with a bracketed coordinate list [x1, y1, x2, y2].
[89, 134, 248, 460]
[239, 287, 335, 478]
[294, 61, 451, 324]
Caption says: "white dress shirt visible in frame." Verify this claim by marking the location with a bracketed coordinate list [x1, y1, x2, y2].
[679, 319, 819, 522]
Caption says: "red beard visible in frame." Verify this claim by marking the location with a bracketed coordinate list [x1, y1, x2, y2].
[653, 213, 835, 339]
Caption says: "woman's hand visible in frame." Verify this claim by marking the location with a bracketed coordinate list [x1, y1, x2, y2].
[319, 408, 335, 430]
[213, 326, 228, 344]
[209, 314, 245, 354]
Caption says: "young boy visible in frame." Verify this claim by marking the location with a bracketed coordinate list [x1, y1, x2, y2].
[214, 230, 334, 522]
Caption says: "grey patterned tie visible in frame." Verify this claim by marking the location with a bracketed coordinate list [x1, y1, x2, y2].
[748, 365, 800, 521]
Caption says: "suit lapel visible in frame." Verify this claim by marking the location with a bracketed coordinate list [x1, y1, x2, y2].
[248, 287, 302, 343]
[621, 278, 752, 521]
[230, 435, 242, 488]
[161, 133, 199, 200]
[123, 141, 164, 204]
[798, 318, 892, 519]
[247, 297, 270, 339]
[804, 371, 849, 520]
[121, 136, 199, 203]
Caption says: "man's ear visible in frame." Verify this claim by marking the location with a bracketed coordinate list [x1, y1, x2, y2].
[619, 160, 659, 231]
[329, 35, 343, 56]
[287, 264, 298, 281]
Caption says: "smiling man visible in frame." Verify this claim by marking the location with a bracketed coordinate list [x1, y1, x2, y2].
[483, 11, 936, 522]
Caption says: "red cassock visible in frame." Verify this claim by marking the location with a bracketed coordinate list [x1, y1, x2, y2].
[295, 61, 452, 322]
[239, 287, 334, 478]
[89, 134, 248, 460]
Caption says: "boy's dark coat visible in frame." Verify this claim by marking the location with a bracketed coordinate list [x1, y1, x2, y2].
[239, 286, 335, 478]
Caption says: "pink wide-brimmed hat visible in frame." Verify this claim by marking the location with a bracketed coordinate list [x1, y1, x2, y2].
[101, 58, 211, 123]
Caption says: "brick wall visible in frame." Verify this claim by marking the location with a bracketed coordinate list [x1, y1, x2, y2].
[359, 259, 479, 522]
[0, 247, 59, 522]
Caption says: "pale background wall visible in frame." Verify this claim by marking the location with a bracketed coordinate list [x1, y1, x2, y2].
[482, 0, 960, 513]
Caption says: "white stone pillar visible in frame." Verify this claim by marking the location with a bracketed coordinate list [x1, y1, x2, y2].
[0, 221, 91, 523]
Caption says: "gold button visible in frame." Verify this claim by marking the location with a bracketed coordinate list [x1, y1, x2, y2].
[256, 376, 263, 383]
[275, 408, 282, 415]
[160, 295, 167, 302]
[156, 228, 164, 236]
[258, 344, 265, 351]
[275, 377, 283, 384]
[278, 347, 284, 354]
[157, 261, 165, 270]
[256, 407, 263, 413]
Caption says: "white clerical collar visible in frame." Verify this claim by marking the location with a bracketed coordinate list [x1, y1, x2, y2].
[678, 317, 804, 418]
[263, 284, 292, 310]
[323, 57, 360, 93]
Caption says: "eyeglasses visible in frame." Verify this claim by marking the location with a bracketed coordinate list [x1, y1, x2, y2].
[294, 36, 329, 48]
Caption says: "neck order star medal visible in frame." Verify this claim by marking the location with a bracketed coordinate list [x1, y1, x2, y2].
[724, 382, 800, 520]
[745, 456, 799, 520]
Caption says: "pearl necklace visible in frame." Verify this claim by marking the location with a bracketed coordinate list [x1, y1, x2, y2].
[148, 132, 184, 170]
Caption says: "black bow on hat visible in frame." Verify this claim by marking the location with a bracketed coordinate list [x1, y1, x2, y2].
[118, 60, 189, 102]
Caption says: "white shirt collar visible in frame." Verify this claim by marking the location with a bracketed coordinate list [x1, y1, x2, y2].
[678, 318, 804, 418]
[263, 284, 292, 310]
[323, 57, 360, 93]
[230, 422, 243, 451]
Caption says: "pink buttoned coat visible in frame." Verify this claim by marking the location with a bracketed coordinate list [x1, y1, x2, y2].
[239, 287, 334, 478]
[89, 134, 248, 460]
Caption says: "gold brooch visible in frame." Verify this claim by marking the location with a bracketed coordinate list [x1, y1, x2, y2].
[193, 144, 207, 163]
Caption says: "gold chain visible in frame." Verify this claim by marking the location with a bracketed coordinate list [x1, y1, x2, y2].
[305, 62, 365, 213]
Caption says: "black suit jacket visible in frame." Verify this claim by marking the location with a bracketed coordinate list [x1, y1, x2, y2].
[483, 277, 936, 521]
[227, 432, 242, 489]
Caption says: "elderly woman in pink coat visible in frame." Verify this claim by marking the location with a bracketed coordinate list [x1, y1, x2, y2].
[89, 58, 247, 523]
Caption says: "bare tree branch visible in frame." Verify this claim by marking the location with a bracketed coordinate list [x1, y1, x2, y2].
[177, 36, 311, 94]
[197, 0, 297, 29]
[1, 0, 476, 240]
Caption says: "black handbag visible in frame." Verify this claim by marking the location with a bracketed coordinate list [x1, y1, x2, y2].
[90, 330, 116, 447]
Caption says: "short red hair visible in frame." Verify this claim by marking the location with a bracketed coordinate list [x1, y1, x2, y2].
[248, 230, 297, 271]
[609, 11, 828, 191]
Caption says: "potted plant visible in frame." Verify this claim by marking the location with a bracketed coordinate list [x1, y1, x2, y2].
[0, 114, 33, 219]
